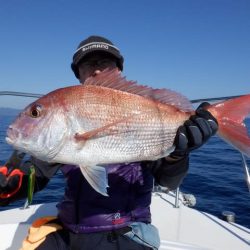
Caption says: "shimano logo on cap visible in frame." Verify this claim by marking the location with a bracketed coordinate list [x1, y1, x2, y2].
[82, 43, 109, 52]
[74, 42, 120, 55]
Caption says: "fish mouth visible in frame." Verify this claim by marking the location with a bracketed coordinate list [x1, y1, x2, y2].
[6, 126, 20, 145]
[5, 136, 14, 145]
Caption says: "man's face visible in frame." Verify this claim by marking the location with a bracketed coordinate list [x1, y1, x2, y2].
[78, 53, 119, 84]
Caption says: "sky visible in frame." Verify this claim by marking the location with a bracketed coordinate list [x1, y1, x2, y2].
[0, 0, 249, 108]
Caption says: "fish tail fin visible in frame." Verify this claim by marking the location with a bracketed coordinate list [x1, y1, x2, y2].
[207, 95, 250, 157]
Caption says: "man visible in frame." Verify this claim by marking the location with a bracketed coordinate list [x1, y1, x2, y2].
[0, 36, 218, 249]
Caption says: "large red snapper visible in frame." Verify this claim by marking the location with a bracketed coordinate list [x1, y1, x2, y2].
[5, 70, 250, 195]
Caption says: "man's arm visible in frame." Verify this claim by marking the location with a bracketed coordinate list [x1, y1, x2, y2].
[0, 154, 60, 206]
[150, 155, 189, 190]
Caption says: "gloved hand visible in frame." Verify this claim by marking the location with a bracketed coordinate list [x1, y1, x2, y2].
[0, 166, 24, 199]
[0, 151, 25, 199]
[171, 102, 218, 157]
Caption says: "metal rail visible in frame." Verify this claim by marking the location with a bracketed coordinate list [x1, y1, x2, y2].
[174, 188, 180, 208]
[241, 153, 250, 192]
[190, 94, 244, 104]
[0, 91, 245, 103]
[0, 91, 43, 98]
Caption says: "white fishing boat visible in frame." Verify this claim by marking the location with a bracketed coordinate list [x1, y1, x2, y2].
[0, 91, 249, 250]
[0, 189, 249, 250]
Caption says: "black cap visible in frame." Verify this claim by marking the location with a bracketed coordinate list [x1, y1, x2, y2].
[71, 35, 124, 79]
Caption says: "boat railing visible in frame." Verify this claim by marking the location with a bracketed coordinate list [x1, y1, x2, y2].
[0, 91, 245, 103]
[241, 153, 250, 192]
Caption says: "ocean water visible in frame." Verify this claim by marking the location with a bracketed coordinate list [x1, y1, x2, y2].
[0, 114, 249, 228]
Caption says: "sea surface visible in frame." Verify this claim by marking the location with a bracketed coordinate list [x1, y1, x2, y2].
[0, 112, 249, 228]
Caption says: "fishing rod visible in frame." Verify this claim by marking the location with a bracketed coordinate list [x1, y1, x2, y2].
[0, 91, 245, 103]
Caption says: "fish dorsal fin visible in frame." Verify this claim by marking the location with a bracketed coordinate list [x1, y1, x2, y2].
[84, 69, 193, 111]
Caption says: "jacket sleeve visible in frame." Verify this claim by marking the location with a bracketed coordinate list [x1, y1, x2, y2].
[146, 155, 189, 190]
[0, 157, 61, 206]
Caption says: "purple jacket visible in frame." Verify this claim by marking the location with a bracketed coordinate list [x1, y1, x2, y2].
[57, 162, 153, 233]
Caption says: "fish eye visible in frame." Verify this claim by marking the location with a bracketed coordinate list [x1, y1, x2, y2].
[30, 104, 42, 118]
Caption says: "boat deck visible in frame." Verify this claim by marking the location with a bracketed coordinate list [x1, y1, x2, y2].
[0, 191, 249, 250]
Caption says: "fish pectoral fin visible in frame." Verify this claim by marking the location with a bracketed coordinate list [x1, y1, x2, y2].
[79, 165, 109, 196]
[74, 119, 128, 142]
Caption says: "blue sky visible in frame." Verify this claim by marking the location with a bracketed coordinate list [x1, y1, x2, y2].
[0, 0, 249, 108]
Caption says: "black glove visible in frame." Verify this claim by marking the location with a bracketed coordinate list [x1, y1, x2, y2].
[0, 167, 24, 199]
[171, 102, 218, 157]
[0, 151, 61, 206]
[0, 151, 25, 199]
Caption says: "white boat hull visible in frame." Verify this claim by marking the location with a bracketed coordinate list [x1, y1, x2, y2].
[0, 192, 249, 250]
